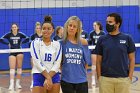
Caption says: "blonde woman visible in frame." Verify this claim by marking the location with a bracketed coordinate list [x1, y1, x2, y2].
[60, 16, 91, 93]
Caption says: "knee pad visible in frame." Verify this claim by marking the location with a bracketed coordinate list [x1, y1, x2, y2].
[10, 69, 15, 75]
[17, 68, 22, 74]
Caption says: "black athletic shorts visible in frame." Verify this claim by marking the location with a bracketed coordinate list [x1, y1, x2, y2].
[91, 49, 96, 54]
[9, 52, 23, 56]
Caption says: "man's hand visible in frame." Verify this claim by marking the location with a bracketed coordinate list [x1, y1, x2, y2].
[129, 76, 132, 81]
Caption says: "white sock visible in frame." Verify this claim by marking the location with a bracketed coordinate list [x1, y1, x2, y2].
[16, 79, 22, 89]
[10, 69, 15, 79]
[31, 80, 33, 85]
[30, 80, 33, 88]
[9, 79, 14, 90]
[92, 76, 95, 85]
[16, 79, 20, 85]
[10, 79, 14, 85]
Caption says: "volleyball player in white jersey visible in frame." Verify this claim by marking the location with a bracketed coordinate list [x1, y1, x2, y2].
[30, 15, 62, 93]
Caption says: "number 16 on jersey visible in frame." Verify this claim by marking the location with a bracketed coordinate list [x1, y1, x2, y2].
[44, 53, 52, 62]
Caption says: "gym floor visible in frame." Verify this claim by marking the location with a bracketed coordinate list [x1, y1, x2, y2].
[0, 71, 139, 93]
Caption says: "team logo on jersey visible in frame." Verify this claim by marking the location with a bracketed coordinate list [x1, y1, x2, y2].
[93, 36, 100, 39]
[10, 37, 20, 39]
[81, 35, 85, 38]
[120, 40, 126, 44]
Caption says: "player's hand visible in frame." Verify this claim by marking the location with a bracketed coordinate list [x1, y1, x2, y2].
[44, 78, 53, 90]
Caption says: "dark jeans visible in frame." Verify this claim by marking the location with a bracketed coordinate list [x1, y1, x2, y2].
[61, 80, 88, 93]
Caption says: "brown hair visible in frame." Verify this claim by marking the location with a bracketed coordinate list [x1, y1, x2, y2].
[55, 26, 63, 35]
[94, 21, 103, 30]
[11, 23, 19, 32]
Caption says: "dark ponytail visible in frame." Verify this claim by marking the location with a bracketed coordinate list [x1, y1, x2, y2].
[95, 21, 103, 31]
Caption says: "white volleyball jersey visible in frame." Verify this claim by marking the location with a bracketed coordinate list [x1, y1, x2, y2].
[30, 38, 62, 73]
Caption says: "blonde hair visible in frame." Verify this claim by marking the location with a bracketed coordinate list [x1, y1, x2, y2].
[63, 16, 82, 43]
[36, 22, 40, 26]
[35, 22, 41, 33]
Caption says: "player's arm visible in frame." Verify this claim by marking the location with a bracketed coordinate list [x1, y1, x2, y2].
[49, 42, 62, 78]
[81, 38, 92, 69]
[20, 32, 29, 44]
[0, 33, 10, 45]
[88, 32, 92, 45]
[22, 38, 30, 44]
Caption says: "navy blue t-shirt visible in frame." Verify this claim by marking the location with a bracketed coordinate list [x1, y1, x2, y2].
[1, 32, 28, 49]
[95, 33, 135, 77]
